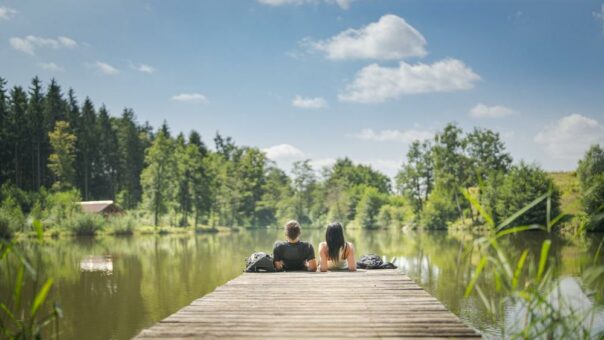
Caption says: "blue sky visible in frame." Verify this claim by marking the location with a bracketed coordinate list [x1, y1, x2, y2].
[1, 0, 603, 177]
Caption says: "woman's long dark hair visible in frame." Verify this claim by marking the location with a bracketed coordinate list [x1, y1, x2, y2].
[326, 222, 345, 261]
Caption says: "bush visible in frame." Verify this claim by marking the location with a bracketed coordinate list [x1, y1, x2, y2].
[577, 145, 604, 230]
[64, 213, 104, 236]
[106, 215, 135, 235]
[0, 212, 14, 240]
[420, 187, 457, 229]
[45, 189, 82, 225]
[0, 196, 26, 234]
[354, 187, 387, 228]
[494, 162, 560, 226]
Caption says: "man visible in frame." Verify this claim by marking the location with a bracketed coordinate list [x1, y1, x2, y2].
[273, 220, 317, 272]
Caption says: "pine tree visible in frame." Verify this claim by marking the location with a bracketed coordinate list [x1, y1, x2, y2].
[78, 98, 97, 200]
[27, 77, 44, 190]
[94, 105, 119, 199]
[42, 78, 66, 187]
[0, 78, 9, 184]
[116, 108, 145, 208]
[7, 87, 29, 188]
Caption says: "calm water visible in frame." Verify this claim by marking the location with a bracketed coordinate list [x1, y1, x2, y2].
[1, 228, 603, 339]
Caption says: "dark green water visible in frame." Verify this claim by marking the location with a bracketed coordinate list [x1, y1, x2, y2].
[1, 229, 603, 339]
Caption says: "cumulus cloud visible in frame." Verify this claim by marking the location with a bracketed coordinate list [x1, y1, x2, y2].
[535, 114, 604, 160]
[258, 0, 352, 10]
[469, 103, 517, 118]
[355, 128, 432, 143]
[0, 6, 17, 20]
[307, 14, 427, 60]
[594, 4, 604, 33]
[38, 62, 64, 72]
[339, 58, 480, 103]
[89, 61, 119, 75]
[263, 144, 306, 160]
[9, 35, 78, 55]
[137, 64, 155, 74]
[170, 93, 208, 103]
[292, 96, 328, 109]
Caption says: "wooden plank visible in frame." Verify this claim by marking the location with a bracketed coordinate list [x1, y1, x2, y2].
[134, 270, 481, 339]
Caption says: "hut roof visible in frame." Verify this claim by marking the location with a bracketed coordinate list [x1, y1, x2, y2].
[79, 200, 123, 214]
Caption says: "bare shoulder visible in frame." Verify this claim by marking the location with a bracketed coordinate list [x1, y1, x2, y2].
[318, 242, 328, 253]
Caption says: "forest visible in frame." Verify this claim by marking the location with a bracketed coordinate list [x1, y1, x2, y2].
[0, 76, 602, 238]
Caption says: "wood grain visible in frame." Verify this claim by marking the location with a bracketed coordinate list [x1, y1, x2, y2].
[134, 270, 481, 339]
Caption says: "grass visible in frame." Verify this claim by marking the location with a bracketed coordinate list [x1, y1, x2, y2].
[548, 171, 582, 215]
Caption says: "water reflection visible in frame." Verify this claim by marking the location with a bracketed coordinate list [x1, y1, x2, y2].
[0, 229, 602, 339]
[80, 256, 113, 273]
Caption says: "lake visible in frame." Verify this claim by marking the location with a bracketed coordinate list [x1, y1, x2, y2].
[1, 228, 603, 339]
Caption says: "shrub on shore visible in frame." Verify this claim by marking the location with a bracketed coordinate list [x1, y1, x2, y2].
[64, 213, 104, 236]
[106, 215, 135, 235]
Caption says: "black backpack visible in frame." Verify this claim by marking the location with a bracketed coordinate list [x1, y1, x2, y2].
[357, 254, 397, 269]
[245, 252, 276, 272]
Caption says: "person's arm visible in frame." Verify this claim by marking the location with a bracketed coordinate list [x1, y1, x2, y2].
[273, 243, 284, 272]
[306, 259, 317, 272]
[318, 242, 329, 272]
[345, 242, 356, 271]
[306, 243, 317, 272]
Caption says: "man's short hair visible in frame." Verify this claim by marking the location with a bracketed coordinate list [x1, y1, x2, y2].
[285, 220, 301, 240]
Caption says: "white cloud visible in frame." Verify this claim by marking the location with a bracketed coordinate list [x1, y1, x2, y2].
[339, 58, 480, 103]
[137, 64, 155, 74]
[263, 144, 306, 160]
[469, 103, 517, 118]
[355, 128, 432, 143]
[307, 14, 426, 60]
[292, 96, 328, 109]
[38, 62, 64, 72]
[258, 0, 352, 9]
[0, 6, 17, 20]
[9, 35, 78, 55]
[90, 61, 119, 75]
[171, 93, 208, 103]
[594, 4, 604, 33]
[535, 114, 604, 160]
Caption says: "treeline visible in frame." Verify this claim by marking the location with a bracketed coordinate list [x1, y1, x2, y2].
[0, 77, 403, 230]
[0, 76, 602, 234]
[396, 124, 603, 230]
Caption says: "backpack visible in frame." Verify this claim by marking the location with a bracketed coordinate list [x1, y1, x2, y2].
[357, 254, 397, 269]
[245, 252, 276, 272]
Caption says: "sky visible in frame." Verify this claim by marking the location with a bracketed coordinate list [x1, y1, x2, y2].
[1, 0, 603, 178]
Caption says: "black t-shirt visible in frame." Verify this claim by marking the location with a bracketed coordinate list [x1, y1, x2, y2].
[272, 241, 315, 271]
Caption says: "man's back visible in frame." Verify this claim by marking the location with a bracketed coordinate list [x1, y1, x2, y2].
[273, 241, 315, 271]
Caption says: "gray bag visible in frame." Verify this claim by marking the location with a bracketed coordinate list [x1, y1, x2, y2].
[245, 252, 276, 272]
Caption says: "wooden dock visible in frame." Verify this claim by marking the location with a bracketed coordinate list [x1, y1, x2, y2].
[134, 270, 481, 339]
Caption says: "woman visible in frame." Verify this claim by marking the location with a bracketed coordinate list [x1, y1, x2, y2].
[318, 222, 356, 272]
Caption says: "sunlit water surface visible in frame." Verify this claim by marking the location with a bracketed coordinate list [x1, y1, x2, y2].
[1, 229, 602, 339]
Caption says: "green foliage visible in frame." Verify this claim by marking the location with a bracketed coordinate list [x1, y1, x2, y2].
[141, 129, 177, 226]
[420, 186, 458, 229]
[105, 214, 136, 235]
[354, 187, 387, 229]
[48, 121, 77, 191]
[64, 213, 105, 236]
[463, 188, 602, 338]
[491, 162, 560, 227]
[396, 140, 433, 214]
[577, 145, 604, 230]
[44, 189, 81, 225]
[0, 224, 62, 338]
